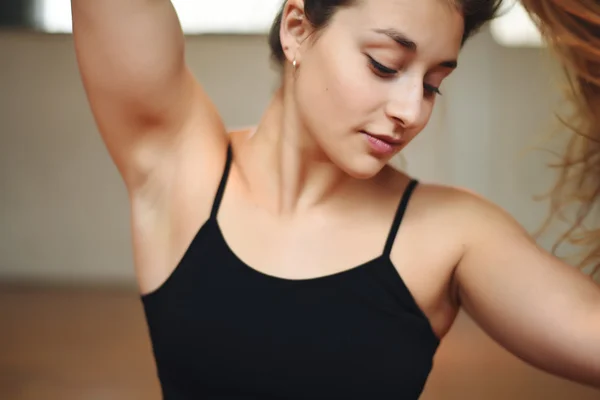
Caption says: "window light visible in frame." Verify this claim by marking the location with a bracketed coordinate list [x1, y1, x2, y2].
[489, 0, 544, 47]
[35, 0, 284, 34]
[36, 0, 544, 47]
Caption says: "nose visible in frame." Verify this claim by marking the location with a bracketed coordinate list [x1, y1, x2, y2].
[384, 78, 423, 128]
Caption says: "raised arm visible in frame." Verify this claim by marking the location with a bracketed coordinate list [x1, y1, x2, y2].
[71, 0, 226, 188]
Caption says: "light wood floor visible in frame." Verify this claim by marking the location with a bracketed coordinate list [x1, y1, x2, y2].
[1, 283, 599, 400]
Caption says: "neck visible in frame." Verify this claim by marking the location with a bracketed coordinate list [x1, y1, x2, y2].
[242, 87, 350, 215]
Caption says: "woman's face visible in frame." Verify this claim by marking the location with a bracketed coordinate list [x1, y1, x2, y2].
[285, 0, 464, 179]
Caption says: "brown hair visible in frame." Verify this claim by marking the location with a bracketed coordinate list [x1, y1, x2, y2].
[521, 0, 600, 276]
[268, 0, 504, 66]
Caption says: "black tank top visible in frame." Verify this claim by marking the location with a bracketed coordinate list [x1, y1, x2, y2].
[141, 145, 440, 399]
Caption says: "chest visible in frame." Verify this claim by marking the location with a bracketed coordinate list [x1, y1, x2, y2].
[214, 197, 461, 336]
[142, 234, 440, 399]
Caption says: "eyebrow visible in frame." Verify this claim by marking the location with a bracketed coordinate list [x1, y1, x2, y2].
[373, 28, 458, 69]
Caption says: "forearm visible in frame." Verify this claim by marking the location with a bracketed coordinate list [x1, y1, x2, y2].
[585, 313, 600, 388]
[548, 299, 600, 389]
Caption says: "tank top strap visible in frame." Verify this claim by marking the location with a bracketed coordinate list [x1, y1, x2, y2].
[383, 179, 419, 257]
[210, 143, 233, 220]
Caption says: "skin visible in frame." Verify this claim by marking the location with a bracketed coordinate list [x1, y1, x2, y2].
[71, 0, 600, 389]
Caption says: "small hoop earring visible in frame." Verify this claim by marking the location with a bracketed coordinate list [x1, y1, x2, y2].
[292, 59, 297, 69]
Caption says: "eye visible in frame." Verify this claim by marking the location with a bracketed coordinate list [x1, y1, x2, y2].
[367, 54, 444, 97]
[423, 83, 442, 97]
[367, 55, 397, 78]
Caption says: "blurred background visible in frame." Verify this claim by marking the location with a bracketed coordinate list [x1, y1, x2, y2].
[1, 1, 599, 399]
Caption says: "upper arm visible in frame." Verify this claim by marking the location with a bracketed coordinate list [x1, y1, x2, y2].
[453, 191, 600, 386]
[71, 0, 226, 188]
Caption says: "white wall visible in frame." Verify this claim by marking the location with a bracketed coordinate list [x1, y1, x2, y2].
[0, 28, 570, 285]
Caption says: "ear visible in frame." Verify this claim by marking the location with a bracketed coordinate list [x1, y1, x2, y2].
[279, 0, 313, 66]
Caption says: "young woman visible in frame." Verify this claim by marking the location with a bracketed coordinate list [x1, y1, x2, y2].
[521, 0, 600, 276]
[71, 0, 600, 398]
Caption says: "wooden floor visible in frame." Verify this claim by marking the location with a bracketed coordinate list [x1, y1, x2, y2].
[1, 283, 599, 400]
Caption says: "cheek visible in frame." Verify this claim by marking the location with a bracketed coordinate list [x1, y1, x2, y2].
[297, 51, 382, 133]
[328, 53, 384, 118]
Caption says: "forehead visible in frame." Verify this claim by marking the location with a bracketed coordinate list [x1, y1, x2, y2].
[334, 0, 464, 57]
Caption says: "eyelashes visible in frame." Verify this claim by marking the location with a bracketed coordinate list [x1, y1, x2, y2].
[367, 55, 397, 76]
[366, 55, 442, 96]
[424, 84, 442, 96]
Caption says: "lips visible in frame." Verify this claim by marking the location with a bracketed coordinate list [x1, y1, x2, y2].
[361, 131, 403, 146]
[361, 131, 403, 156]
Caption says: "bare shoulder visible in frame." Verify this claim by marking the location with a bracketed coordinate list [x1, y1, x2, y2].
[377, 166, 524, 250]
[379, 172, 525, 337]
[411, 180, 523, 234]
[386, 178, 485, 269]
[405, 179, 536, 273]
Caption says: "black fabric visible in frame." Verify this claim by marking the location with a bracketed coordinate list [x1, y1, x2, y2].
[141, 145, 439, 399]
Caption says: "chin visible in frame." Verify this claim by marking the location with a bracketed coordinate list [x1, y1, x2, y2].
[338, 154, 389, 180]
